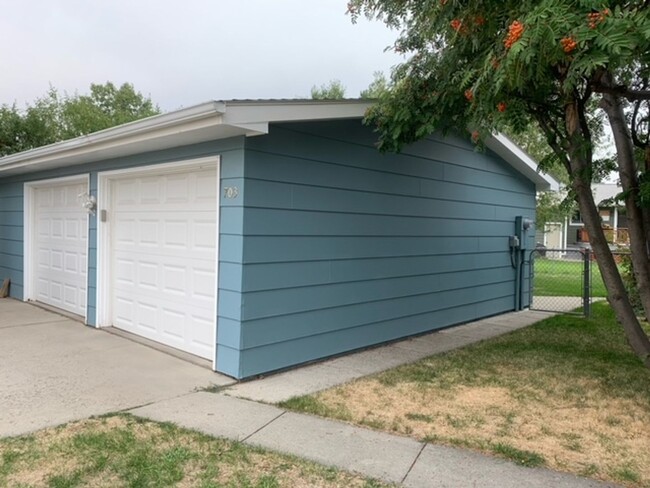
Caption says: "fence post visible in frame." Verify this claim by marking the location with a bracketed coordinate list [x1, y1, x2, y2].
[583, 249, 591, 318]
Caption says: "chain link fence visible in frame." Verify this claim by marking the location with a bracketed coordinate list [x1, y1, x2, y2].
[530, 248, 630, 316]
[529, 248, 591, 315]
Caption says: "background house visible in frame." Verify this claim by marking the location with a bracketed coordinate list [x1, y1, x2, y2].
[545, 183, 628, 250]
[0, 99, 557, 379]
[568, 183, 627, 246]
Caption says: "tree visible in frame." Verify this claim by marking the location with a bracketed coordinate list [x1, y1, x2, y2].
[348, 0, 650, 366]
[62, 82, 159, 139]
[311, 79, 347, 99]
[360, 71, 389, 99]
[0, 82, 159, 156]
[310, 74, 390, 100]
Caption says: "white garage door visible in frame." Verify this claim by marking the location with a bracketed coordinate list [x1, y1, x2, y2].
[31, 179, 88, 316]
[109, 166, 218, 359]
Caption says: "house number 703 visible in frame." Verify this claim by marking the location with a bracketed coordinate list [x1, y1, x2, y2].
[223, 186, 239, 199]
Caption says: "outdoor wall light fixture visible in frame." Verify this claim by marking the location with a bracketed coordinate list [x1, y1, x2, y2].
[78, 192, 97, 215]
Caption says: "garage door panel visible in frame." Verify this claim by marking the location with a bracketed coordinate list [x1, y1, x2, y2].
[52, 219, 65, 238]
[110, 167, 217, 360]
[162, 264, 186, 296]
[138, 261, 159, 290]
[113, 213, 215, 255]
[50, 250, 63, 270]
[139, 220, 158, 246]
[161, 308, 185, 338]
[195, 174, 218, 202]
[112, 280, 215, 312]
[114, 179, 139, 206]
[65, 218, 81, 240]
[63, 284, 79, 308]
[163, 220, 189, 249]
[193, 268, 216, 300]
[165, 174, 190, 203]
[114, 296, 135, 326]
[194, 220, 218, 250]
[31, 180, 88, 317]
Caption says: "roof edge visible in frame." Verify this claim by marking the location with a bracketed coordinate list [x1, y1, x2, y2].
[0, 101, 226, 173]
[485, 133, 560, 192]
[0, 99, 557, 189]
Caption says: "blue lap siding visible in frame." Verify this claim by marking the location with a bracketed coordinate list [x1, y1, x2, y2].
[0, 181, 25, 298]
[0, 117, 536, 379]
[235, 120, 535, 378]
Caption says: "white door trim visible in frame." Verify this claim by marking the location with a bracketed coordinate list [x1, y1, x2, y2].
[96, 156, 221, 370]
[23, 174, 90, 322]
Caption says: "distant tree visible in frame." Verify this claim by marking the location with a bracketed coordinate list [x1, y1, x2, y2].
[62, 82, 159, 138]
[311, 79, 346, 99]
[0, 82, 159, 156]
[360, 71, 389, 99]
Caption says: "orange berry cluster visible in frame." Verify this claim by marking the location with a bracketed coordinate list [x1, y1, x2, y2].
[471, 130, 480, 143]
[475, 15, 486, 26]
[497, 102, 507, 113]
[450, 19, 463, 32]
[504, 21, 524, 49]
[464, 89, 474, 102]
[587, 8, 610, 29]
[560, 36, 578, 53]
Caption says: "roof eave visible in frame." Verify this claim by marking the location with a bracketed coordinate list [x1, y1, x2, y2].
[485, 133, 560, 192]
[0, 101, 229, 176]
[0, 100, 372, 177]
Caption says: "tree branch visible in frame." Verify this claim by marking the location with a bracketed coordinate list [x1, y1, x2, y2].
[575, 88, 594, 165]
[631, 99, 649, 148]
[592, 82, 650, 101]
[533, 109, 571, 171]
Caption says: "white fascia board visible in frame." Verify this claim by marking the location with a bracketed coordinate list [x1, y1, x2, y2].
[485, 133, 560, 191]
[0, 101, 227, 175]
[0, 100, 373, 176]
[222, 100, 371, 126]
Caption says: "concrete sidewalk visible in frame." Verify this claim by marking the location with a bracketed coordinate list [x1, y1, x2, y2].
[131, 308, 615, 487]
[130, 392, 614, 487]
[225, 309, 556, 403]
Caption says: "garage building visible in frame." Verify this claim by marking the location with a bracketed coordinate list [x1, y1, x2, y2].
[0, 100, 556, 378]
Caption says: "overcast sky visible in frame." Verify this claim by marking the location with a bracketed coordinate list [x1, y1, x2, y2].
[1, 0, 402, 111]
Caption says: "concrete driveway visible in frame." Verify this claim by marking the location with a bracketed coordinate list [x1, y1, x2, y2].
[0, 298, 233, 437]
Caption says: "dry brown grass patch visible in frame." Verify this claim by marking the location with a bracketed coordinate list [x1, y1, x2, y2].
[313, 378, 649, 486]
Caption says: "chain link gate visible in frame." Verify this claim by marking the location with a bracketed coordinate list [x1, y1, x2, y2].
[529, 248, 593, 316]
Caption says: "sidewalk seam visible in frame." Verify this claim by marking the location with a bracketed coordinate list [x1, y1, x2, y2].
[401, 442, 426, 484]
[241, 410, 287, 442]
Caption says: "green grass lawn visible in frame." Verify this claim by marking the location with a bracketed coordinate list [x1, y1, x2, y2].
[281, 303, 650, 487]
[533, 258, 608, 297]
[0, 415, 390, 488]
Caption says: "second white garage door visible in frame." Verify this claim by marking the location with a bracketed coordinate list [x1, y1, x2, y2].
[29, 178, 88, 317]
[108, 164, 218, 359]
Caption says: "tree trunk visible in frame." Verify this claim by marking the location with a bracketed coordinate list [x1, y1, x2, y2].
[571, 172, 650, 367]
[643, 146, 650, 262]
[601, 91, 650, 321]
[565, 101, 650, 368]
